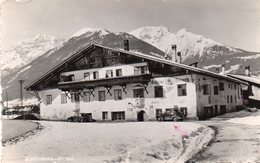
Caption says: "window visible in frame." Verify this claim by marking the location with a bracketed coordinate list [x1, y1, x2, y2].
[231, 95, 233, 103]
[220, 105, 226, 115]
[98, 91, 106, 101]
[202, 84, 211, 95]
[61, 94, 67, 104]
[219, 82, 225, 91]
[82, 92, 90, 102]
[46, 95, 52, 105]
[114, 89, 122, 100]
[177, 84, 187, 96]
[235, 95, 237, 103]
[227, 95, 229, 103]
[133, 88, 144, 98]
[228, 83, 231, 89]
[166, 109, 172, 113]
[102, 112, 108, 120]
[84, 72, 90, 80]
[71, 93, 80, 103]
[154, 86, 163, 98]
[234, 84, 237, 90]
[208, 96, 211, 104]
[105, 70, 113, 78]
[93, 71, 99, 79]
[214, 105, 218, 116]
[134, 66, 148, 75]
[69, 75, 75, 81]
[180, 107, 188, 117]
[214, 86, 219, 95]
[155, 109, 162, 119]
[116, 69, 122, 77]
[111, 112, 125, 120]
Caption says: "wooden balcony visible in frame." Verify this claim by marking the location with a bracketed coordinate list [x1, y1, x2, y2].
[57, 74, 152, 91]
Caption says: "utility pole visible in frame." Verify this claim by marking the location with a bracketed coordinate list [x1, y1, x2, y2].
[6, 92, 8, 108]
[19, 80, 25, 120]
[19, 80, 24, 107]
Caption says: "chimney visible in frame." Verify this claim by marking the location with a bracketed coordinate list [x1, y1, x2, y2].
[177, 52, 182, 63]
[245, 66, 250, 76]
[220, 64, 225, 75]
[124, 40, 129, 51]
[172, 44, 177, 62]
[189, 61, 198, 67]
[216, 67, 220, 73]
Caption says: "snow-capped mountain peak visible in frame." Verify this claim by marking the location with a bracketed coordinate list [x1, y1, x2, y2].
[0, 34, 64, 74]
[72, 27, 110, 38]
[130, 26, 172, 40]
[130, 26, 240, 60]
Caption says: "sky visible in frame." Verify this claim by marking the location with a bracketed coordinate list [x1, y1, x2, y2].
[1, 0, 260, 51]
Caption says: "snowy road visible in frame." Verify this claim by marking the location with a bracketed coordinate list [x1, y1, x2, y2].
[2, 121, 213, 163]
[191, 120, 260, 162]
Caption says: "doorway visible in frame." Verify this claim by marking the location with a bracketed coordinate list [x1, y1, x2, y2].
[137, 110, 145, 121]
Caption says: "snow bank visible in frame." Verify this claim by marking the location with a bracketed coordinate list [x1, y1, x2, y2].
[237, 54, 260, 60]
[227, 114, 260, 126]
[2, 121, 214, 163]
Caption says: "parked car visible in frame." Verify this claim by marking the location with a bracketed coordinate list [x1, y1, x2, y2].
[67, 113, 96, 123]
[157, 107, 185, 121]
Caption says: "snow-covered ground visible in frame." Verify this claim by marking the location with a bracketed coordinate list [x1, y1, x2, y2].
[212, 109, 260, 119]
[193, 109, 260, 162]
[227, 114, 260, 126]
[2, 120, 39, 143]
[2, 121, 213, 163]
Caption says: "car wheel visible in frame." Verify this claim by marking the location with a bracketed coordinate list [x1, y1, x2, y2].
[172, 117, 178, 121]
[80, 118, 86, 123]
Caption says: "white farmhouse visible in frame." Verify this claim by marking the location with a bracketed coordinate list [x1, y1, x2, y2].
[25, 43, 246, 121]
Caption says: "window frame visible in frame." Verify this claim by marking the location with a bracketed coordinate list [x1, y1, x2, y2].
[93, 71, 99, 79]
[133, 88, 144, 98]
[82, 92, 90, 102]
[83, 72, 90, 80]
[102, 111, 108, 120]
[71, 93, 80, 103]
[105, 70, 113, 78]
[202, 84, 211, 95]
[177, 84, 187, 96]
[213, 86, 219, 95]
[46, 95, 52, 105]
[61, 94, 67, 104]
[154, 86, 163, 98]
[114, 89, 122, 100]
[219, 82, 225, 91]
[98, 91, 106, 101]
[111, 111, 125, 120]
[116, 69, 122, 77]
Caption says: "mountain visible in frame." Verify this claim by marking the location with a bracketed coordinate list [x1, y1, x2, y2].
[1, 28, 164, 102]
[0, 34, 65, 75]
[130, 26, 260, 76]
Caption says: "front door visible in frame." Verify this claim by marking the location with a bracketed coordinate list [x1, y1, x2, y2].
[137, 110, 145, 121]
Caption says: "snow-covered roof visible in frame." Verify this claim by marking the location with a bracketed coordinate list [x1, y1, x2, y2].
[26, 44, 247, 91]
[227, 74, 260, 87]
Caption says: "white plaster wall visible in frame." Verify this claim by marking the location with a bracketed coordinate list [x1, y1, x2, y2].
[60, 62, 148, 81]
[194, 74, 243, 118]
[39, 77, 197, 121]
